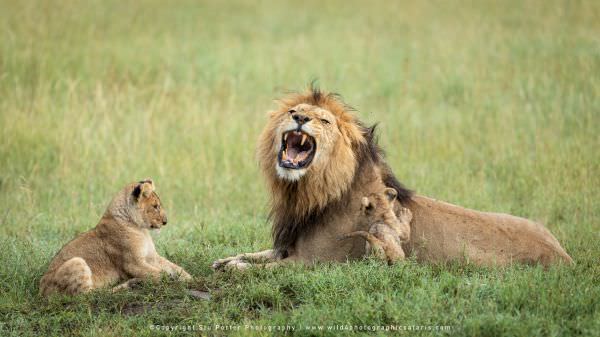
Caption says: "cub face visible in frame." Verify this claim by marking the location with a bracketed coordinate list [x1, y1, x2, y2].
[132, 179, 167, 230]
[360, 188, 399, 227]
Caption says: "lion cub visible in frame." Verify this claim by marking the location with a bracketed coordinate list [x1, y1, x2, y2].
[339, 188, 411, 265]
[39, 179, 191, 297]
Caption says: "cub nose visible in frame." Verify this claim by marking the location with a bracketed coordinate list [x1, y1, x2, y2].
[162, 216, 168, 225]
[292, 114, 311, 125]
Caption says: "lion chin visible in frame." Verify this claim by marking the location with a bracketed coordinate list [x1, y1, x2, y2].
[275, 166, 307, 181]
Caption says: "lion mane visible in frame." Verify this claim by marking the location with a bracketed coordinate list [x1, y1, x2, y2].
[257, 86, 412, 257]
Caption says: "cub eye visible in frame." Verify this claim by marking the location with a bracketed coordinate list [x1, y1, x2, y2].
[154, 204, 160, 210]
[320, 118, 330, 124]
[288, 109, 296, 114]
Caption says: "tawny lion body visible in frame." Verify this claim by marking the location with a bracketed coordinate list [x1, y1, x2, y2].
[404, 195, 573, 266]
[213, 87, 573, 270]
[40, 180, 191, 297]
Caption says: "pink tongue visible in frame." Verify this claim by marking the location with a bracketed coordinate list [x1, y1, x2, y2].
[287, 148, 299, 159]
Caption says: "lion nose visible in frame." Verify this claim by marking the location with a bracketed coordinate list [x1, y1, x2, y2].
[162, 216, 167, 225]
[292, 114, 311, 125]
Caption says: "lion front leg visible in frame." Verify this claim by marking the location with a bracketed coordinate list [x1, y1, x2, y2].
[211, 249, 276, 270]
[223, 254, 300, 271]
[157, 256, 192, 281]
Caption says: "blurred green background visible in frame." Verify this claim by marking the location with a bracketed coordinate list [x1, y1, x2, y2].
[0, 1, 598, 336]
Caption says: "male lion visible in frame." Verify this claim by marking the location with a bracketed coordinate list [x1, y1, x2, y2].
[213, 87, 573, 270]
[338, 188, 412, 265]
[40, 179, 191, 296]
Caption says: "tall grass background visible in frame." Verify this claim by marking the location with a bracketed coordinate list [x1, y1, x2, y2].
[0, 1, 598, 336]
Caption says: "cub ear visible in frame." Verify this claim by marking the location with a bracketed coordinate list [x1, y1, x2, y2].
[139, 178, 154, 187]
[132, 179, 155, 200]
[384, 188, 397, 202]
[361, 196, 374, 214]
[140, 179, 155, 198]
[132, 184, 142, 200]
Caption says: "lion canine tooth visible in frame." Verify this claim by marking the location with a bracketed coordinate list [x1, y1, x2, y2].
[282, 150, 287, 160]
[284, 133, 288, 141]
[301, 134, 307, 146]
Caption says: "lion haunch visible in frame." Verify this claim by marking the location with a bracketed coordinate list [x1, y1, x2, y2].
[39, 180, 191, 297]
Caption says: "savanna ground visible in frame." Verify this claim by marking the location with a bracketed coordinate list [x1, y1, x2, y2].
[1, 1, 599, 336]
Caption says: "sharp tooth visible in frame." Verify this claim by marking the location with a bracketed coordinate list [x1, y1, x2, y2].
[301, 134, 307, 146]
[282, 150, 287, 160]
[284, 133, 288, 141]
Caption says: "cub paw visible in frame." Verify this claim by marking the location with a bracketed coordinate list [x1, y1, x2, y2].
[398, 207, 413, 223]
[178, 271, 193, 281]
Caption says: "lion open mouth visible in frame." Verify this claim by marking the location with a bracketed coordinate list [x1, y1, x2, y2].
[278, 130, 316, 169]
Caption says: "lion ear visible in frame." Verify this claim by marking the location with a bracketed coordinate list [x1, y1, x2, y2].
[141, 178, 154, 189]
[384, 188, 397, 202]
[140, 179, 155, 198]
[133, 179, 155, 201]
[361, 197, 374, 214]
[132, 184, 142, 200]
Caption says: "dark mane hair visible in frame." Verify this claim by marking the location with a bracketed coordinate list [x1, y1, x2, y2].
[356, 123, 413, 204]
[270, 186, 331, 259]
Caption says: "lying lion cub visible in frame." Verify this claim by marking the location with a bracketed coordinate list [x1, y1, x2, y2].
[338, 188, 411, 265]
[39, 179, 191, 297]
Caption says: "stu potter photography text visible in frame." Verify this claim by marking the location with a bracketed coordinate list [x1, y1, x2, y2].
[147, 324, 453, 333]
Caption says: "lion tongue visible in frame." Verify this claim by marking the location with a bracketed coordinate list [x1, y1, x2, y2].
[286, 147, 309, 164]
[287, 147, 299, 159]
[295, 151, 308, 164]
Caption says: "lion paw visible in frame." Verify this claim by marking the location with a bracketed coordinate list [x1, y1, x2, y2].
[212, 257, 253, 271]
[224, 260, 252, 271]
[212, 256, 241, 270]
[177, 271, 193, 281]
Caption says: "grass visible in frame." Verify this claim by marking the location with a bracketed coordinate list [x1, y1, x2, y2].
[0, 0, 599, 336]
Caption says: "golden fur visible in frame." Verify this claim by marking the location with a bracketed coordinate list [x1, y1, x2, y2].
[258, 91, 365, 215]
[39, 180, 191, 297]
[213, 87, 573, 270]
[404, 196, 573, 266]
